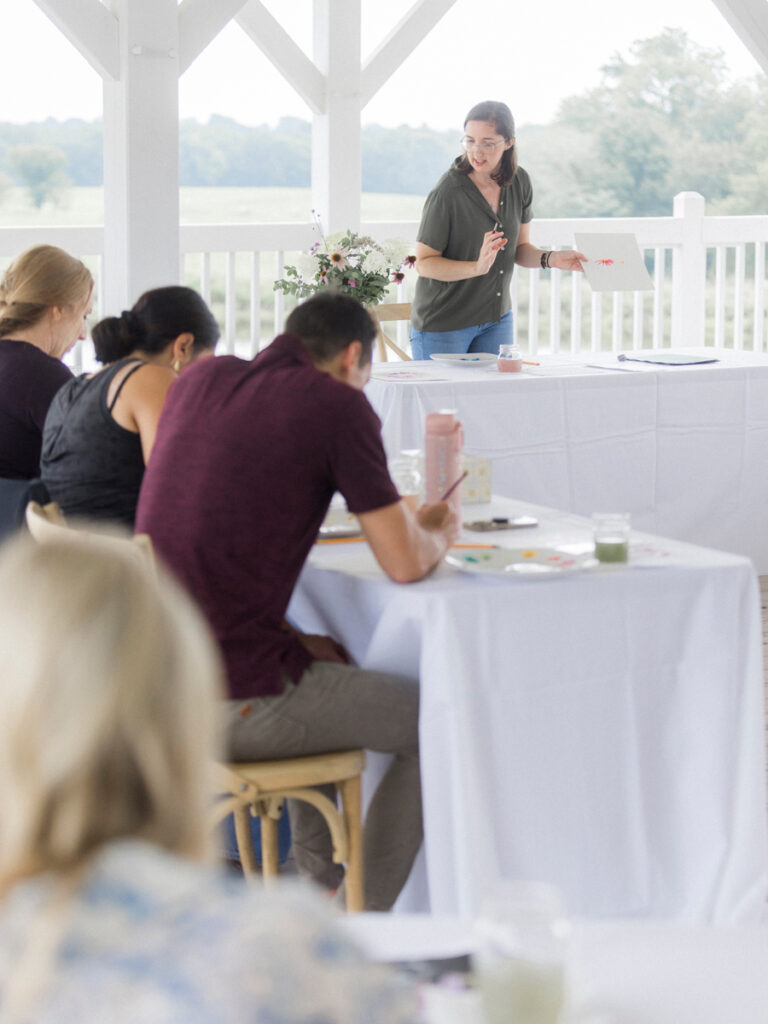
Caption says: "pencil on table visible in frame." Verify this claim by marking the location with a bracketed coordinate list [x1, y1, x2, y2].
[316, 536, 366, 545]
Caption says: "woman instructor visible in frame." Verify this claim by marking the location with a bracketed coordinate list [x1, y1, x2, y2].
[410, 100, 586, 360]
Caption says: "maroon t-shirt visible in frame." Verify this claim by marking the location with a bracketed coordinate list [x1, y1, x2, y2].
[136, 335, 399, 699]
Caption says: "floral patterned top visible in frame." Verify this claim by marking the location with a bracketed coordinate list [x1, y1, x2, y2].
[0, 841, 418, 1023]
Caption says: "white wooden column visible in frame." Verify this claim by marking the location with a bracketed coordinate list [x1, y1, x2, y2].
[671, 191, 707, 348]
[101, 0, 180, 312]
[311, 0, 361, 233]
[237, 0, 456, 236]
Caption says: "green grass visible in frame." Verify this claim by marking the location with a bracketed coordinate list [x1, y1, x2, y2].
[0, 186, 426, 226]
[1, 187, 763, 353]
[0, 186, 427, 347]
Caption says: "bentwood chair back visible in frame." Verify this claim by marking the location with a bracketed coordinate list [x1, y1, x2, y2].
[25, 500, 366, 912]
[212, 751, 366, 911]
[371, 302, 412, 362]
[25, 500, 155, 570]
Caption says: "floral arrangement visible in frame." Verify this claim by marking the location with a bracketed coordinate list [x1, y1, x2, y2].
[274, 222, 416, 307]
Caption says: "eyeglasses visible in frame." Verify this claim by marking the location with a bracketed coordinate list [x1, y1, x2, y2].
[461, 137, 506, 153]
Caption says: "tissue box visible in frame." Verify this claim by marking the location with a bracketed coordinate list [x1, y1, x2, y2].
[461, 454, 492, 504]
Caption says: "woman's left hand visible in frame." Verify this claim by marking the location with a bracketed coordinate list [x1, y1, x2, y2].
[550, 250, 588, 272]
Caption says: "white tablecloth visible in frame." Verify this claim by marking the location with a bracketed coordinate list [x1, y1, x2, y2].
[343, 914, 768, 1024]
[365, 350, 768, 571]
[288, 498, 768, 923]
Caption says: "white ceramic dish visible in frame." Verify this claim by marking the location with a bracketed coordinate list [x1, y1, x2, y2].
[445, 546, 598, 577]
[318, 507, 362, 539]
[429, 352, 498, 367]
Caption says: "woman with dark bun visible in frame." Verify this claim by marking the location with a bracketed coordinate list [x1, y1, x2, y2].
[41, 286, 219, 527]
[410, 100, 586, 360]
[0, 245, 93, 480]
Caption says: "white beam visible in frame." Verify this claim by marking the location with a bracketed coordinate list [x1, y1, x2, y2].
[710, 0, 768, 76]
[312, 0, 361, 232]
[102, 0, 181, 311]
[33, 0, 119, 80]
[178, 0, 248, 76]
[361, 0, 457, 107]
[236, 0, 326, 114]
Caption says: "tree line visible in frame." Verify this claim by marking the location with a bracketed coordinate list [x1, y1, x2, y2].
[0, 30, 765, 217]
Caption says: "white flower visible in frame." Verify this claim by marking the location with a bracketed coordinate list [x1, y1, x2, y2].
[381, 237, 411, 266]
[324, 231, 347, 253]
[295, 252, 319, 280]
[362, 250, 389, 274]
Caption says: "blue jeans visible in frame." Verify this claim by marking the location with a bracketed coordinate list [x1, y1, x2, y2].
[410, 310, 514, 360]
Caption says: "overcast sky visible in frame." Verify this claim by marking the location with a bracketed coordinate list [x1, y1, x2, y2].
[4, 0, 763, 130]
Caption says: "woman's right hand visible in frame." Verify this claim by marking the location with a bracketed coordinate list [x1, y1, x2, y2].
[474, 230, 507, 276]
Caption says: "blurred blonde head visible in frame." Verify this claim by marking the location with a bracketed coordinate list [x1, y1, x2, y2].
[0, 534, 223, 889]
[0, 245, 93, 352]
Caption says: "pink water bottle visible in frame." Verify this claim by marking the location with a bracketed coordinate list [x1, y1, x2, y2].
[425, 410, 464, 517]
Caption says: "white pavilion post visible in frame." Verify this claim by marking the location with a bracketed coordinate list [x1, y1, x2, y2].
[102, 0, 181, 313]
[671, 191, 707, 348]
[311, 0, 362, 234]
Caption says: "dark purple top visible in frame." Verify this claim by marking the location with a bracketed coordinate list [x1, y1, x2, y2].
[0, 339, 73, 479]
[136, 335, 399, 700]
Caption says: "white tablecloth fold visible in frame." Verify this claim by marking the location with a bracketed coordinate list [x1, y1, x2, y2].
[289, 498, 768, 922]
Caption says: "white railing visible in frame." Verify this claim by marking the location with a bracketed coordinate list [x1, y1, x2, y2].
[1, 194, 766, 367]
[528, 192, 768, 356]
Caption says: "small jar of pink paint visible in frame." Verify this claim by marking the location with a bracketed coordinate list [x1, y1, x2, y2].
[497, 344, 523, 372]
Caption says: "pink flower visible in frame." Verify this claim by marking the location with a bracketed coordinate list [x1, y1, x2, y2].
[403, 255, 416, 268]
[391, 271, 405, 284]
[330, 252, 347, 270]
[344, 277, 358, 288]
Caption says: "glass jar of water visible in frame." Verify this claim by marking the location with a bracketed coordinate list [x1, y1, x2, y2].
[473, 881, 570, 1024]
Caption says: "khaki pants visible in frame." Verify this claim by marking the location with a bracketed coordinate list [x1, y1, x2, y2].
[223, 660, 422, 912]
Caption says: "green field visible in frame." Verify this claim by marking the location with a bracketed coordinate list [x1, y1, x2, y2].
[0, 187, 760, 354]
[0, 186, 426, 226]
[0, 186, 427, 349]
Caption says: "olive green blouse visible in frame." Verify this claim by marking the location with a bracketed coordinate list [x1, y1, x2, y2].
[411, 162, 533, 332]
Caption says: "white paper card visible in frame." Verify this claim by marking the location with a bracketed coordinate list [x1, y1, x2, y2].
[575, 232, 654, 292]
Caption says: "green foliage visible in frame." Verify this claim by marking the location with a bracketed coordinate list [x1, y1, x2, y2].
[274, 230, 415, 306]
[0, 30, 764, 215]
[0, 120, 101, 186]
[528, 28, 764, 217]
[6, 144, 71, 208]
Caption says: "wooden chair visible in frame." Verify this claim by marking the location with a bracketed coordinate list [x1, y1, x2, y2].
[212, 750, 366, 911]
[25, 500, 367, 912]
[371, 302, 412, 362]
[25, 500, 155, 568]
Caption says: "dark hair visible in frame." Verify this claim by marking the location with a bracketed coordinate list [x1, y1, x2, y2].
[92, 286, 219, 365]
[455, 100, 518, 187]
[284, 292, 377, 367]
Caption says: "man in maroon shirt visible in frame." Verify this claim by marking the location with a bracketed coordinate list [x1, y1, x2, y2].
[136, 293, 457, 910]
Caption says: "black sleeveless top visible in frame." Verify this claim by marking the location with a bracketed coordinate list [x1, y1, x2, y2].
[41, 358, 147, 528]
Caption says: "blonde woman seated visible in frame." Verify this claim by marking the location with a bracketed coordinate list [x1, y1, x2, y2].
[40, 286, 219, 528]
[0, 537, 415, 1024]
[0, 245, 93, 480]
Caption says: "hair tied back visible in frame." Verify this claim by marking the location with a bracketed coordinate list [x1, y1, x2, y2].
[120, 309, 139, 332]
